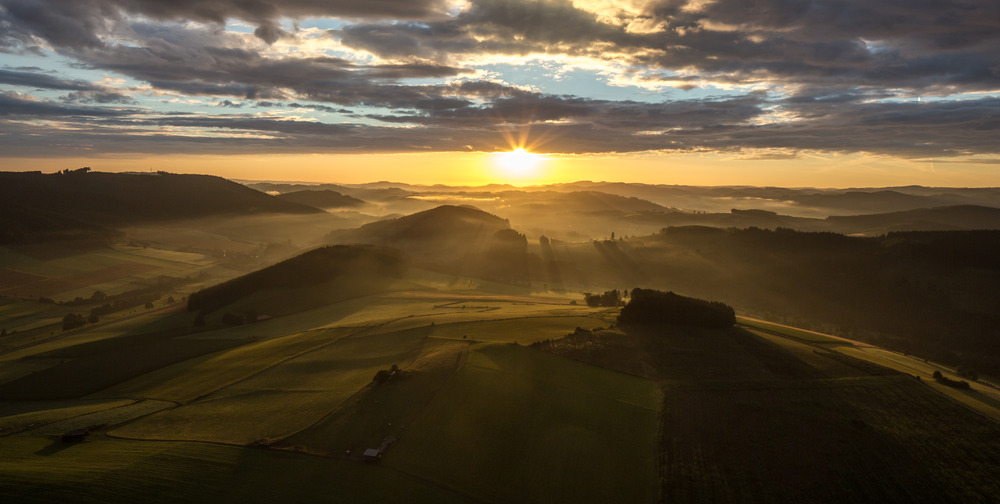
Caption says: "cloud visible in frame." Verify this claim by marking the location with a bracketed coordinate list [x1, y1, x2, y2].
[1, 0, 998, 163]
[0, 0, 453, 48]
[0, 67, 97, 90]
[0, 89, 135, 116]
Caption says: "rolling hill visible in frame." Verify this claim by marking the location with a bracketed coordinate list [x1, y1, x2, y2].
[325, 205, 535, 283]
[187, 245, 406, 314]
[275, 190, 367, 209]
[0, 169, 321, 243]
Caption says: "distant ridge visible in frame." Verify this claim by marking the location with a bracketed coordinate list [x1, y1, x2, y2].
[275, 190, 367, 209]
[0, 170, 321, 243]
[826, 205, 1000, 233]
[326, 205, 510, 245]
[325, 205, 523, 278]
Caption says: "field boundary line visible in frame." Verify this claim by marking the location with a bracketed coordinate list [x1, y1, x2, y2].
[173, 324, 377, 405]
[0, 398, 144, 438]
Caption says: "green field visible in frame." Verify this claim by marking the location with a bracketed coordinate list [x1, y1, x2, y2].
[5, 240, 1000, 504]
[737, 316, 847, 344]
[110, 327, 433, 444]
[662, 376, 1000, 502]
[279, 337, 469, 455]
[0, 244, 215, 301]
[387, 343, 662, 504]
[96, 326, 360, 403]
[0, 436, 477, 504]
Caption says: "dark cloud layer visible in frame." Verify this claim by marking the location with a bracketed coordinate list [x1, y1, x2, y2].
[1, 0, 998, 160]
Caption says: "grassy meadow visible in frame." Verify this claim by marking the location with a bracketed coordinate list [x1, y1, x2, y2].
[2, 245, 655, 502]
[386, 342, 662, 504]
[3, 236, 1000, 503]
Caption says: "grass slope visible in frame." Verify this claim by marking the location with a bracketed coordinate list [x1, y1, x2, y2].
[0, 436, 476, 504]
[111, 328, 431, 445]
[388, 343, 661, 504]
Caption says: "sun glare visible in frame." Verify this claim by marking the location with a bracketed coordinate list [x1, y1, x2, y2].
[493, 147, 545, 182]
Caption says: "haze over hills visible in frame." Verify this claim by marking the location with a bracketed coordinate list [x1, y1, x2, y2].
[273, 190, 368, 210]
[3, 172, 1000, 503]
[250, 179, 1000, 239]
[4, 0, 1000, 497]
[315, 201, 1000, 374]
[256, 179, 1000, 215]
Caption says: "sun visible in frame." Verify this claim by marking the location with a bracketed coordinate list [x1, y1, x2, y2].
[492, 147, 545, 181]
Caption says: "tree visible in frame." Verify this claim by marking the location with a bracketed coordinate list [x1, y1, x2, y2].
[373, 369, 392, 384]
[62, 313, 85, 331]
[600, 289, 622, 307]
[88, 313, 99, 324]
[144, 302, 154, 310]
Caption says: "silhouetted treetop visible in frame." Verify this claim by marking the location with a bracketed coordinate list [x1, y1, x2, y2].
[618, 288, 735, 329]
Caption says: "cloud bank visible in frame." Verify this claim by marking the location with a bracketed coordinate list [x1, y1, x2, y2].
[1, 0, 998, 160]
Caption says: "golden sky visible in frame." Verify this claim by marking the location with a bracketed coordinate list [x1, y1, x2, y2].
[7, 151, 997, 188]
[1, 1, 999, 187]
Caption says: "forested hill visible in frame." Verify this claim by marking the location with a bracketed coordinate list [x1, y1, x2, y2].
[0, 169, 321, 243]
[630, 227, 1000, 373]
[326, 205, 510, 246]
[275, 190, 367, 209]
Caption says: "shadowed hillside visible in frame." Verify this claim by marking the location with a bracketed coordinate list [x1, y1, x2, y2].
[558, 227, 1000, 374]
[275, 190, 367, 209]
[0, 169, 320, 243]
[325, 205, 532, 280]
[187, 245, 406, 314]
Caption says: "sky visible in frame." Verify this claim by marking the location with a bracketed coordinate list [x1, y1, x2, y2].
[1, 0, 999, 187]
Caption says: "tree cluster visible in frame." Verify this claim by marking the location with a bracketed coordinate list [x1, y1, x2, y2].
[618, 288, 735, 328]
[583, 290, 623, 307]
[373, 364, 401, 384]
[62, 313, 86, 331]
[932, 370, 971, 389]
[483, 229, 531, 285]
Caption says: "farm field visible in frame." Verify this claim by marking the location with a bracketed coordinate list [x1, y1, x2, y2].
[661, 375, 1000, 503]
[386, 343, 662, 504]
[835, 344, 1000, 420]
[0, 244, 216, 301]
[111, 328, 431, 444]
[646, 323, 1000, 502]
[0, 436, 477, 504]
[737, 316, 856, 345]
[5, 248, 1000, 504]
[740, 315, 1000, 421]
